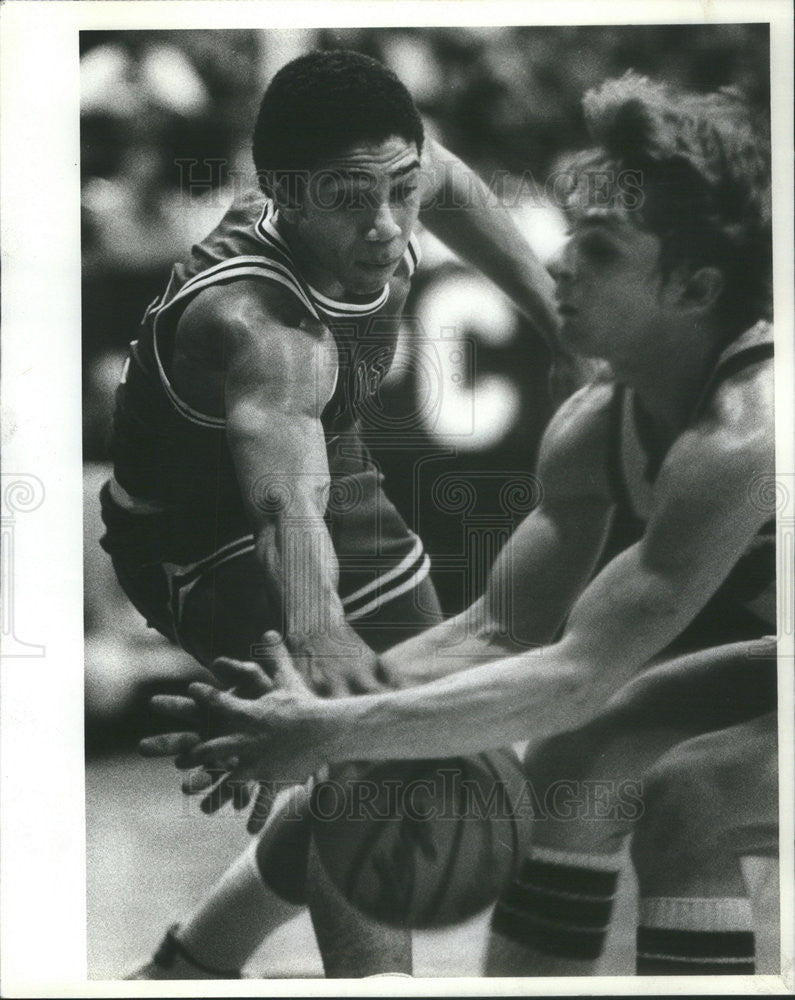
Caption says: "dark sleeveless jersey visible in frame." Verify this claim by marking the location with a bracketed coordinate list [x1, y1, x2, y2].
[104, 190, 421, 559]
[598, 319, 775, 637]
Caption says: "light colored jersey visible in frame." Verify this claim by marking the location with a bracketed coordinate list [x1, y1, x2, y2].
[601, 319, 775, 637]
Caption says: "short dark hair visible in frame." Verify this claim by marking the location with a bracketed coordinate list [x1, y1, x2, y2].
[566, 72, 772, 336]
[252, 49, 424, 201]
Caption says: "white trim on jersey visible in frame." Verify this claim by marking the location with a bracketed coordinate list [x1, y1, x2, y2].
[151, 320, 227, 429]
[163, 535, 257, 633]
[149, 255, 323, 429]
[156, 254, 319, 320]
[307, 281, 390, 315]
[342, 536, 431, 622]
[159, 528, 430, 632]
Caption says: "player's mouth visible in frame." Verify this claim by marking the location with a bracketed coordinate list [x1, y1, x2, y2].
[357, 258, 401, 272]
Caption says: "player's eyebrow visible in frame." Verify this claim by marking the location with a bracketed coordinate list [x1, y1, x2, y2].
[332, 160, 421, 183]
[388, 160, 421, 180]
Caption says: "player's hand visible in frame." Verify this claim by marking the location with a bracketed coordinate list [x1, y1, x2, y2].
[294, 649, 391, 698]
[139, 634, 294, 817]
[141, 631, 330, 789]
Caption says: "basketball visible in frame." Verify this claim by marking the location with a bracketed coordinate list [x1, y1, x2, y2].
[310, 750, 527, 929]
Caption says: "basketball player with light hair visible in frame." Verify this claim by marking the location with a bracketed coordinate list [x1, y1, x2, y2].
[147, 73, 778, 975]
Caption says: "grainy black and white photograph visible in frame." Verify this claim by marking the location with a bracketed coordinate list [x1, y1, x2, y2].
[1, 2, 793, 995]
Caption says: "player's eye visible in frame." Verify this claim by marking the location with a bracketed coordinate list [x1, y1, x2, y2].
[390, 181, 419, 203]
[342, 189, 373, 210]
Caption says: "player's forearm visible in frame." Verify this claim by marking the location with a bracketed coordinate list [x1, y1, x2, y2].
[315, 547, 708, 761]
[380, 501, 611, 689]
[320, 646, 589, 761]
[254, 514, 376, 672]
[379, 600, 514, 689]
[420, 146, 558, 342]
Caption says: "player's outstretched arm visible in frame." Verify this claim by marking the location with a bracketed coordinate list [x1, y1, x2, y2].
[204, 283, 385, 697]
[419, 138, 558, 342]
[158, 358, 774, 773]
[418, 138, 593, 399]
[378, 383, 615, 688]
[308, 358, 776, 758]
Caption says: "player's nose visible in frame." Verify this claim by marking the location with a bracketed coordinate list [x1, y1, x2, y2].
[365, 200, 402, 243]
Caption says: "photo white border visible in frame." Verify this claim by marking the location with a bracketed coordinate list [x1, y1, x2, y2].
[1, 1, 792, 996]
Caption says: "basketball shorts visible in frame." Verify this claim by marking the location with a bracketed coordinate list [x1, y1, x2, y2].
[99, 432, 441, 665]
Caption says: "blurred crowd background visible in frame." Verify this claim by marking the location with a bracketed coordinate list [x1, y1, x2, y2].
[82, 25, 770, 749]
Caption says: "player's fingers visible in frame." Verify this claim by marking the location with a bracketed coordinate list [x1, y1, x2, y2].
[139, 732, 201, 757]
[201, 773, 238, 815]
[149, 694, 203, 727]
[181, 767, 219, 795]
[325, 674, 349, 698]
[259, 631, 306, 692]
[310, 677, 332, 698]
[211, 656, 274, 695]
[231, 780, 254, 811]
[187, 682, 248, 732]
[181, 735, 247, 770]
[373, 659, 393, 688]
[246, 782, 278, 834]
[347, 671, 386, 695]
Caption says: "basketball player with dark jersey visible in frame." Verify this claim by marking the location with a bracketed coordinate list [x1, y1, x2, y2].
[149, 74, 778, 976]
[104, 50, 569, 978]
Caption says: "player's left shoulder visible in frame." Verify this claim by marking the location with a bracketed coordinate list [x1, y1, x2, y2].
[699, 326, 774, 452]
[653, 323, 775, 503]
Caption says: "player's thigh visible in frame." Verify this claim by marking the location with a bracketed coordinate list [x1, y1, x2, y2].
[632, 712, 779, 880]
[329, 439, 442, 651]
[602, 638, 777, 732]
[523, 639, 777, 815]
[175, 549, 279, 665]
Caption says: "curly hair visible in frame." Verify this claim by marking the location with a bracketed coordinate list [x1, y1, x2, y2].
[567, 72, 772, 335]
[252, 49, 424, 201]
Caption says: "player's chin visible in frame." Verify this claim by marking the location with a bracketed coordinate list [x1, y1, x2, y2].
[558, 317, 602, 359]
[350, 261, 400, 292]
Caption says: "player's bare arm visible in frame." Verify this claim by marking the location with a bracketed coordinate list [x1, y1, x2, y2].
[419, 137, 594, 397]
[419, 138, 558, 340]
[175, 280, 384, 696]
[152, 354, 774, 776]
[376, 380, 616, 688]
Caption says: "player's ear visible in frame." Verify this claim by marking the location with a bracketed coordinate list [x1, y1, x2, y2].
[680, 266, 724, 313]
[269, 172, 304, 222]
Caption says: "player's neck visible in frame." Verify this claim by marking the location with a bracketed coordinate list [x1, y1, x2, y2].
[276, 218, 348, 300]
[617, 320, 719, 439]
